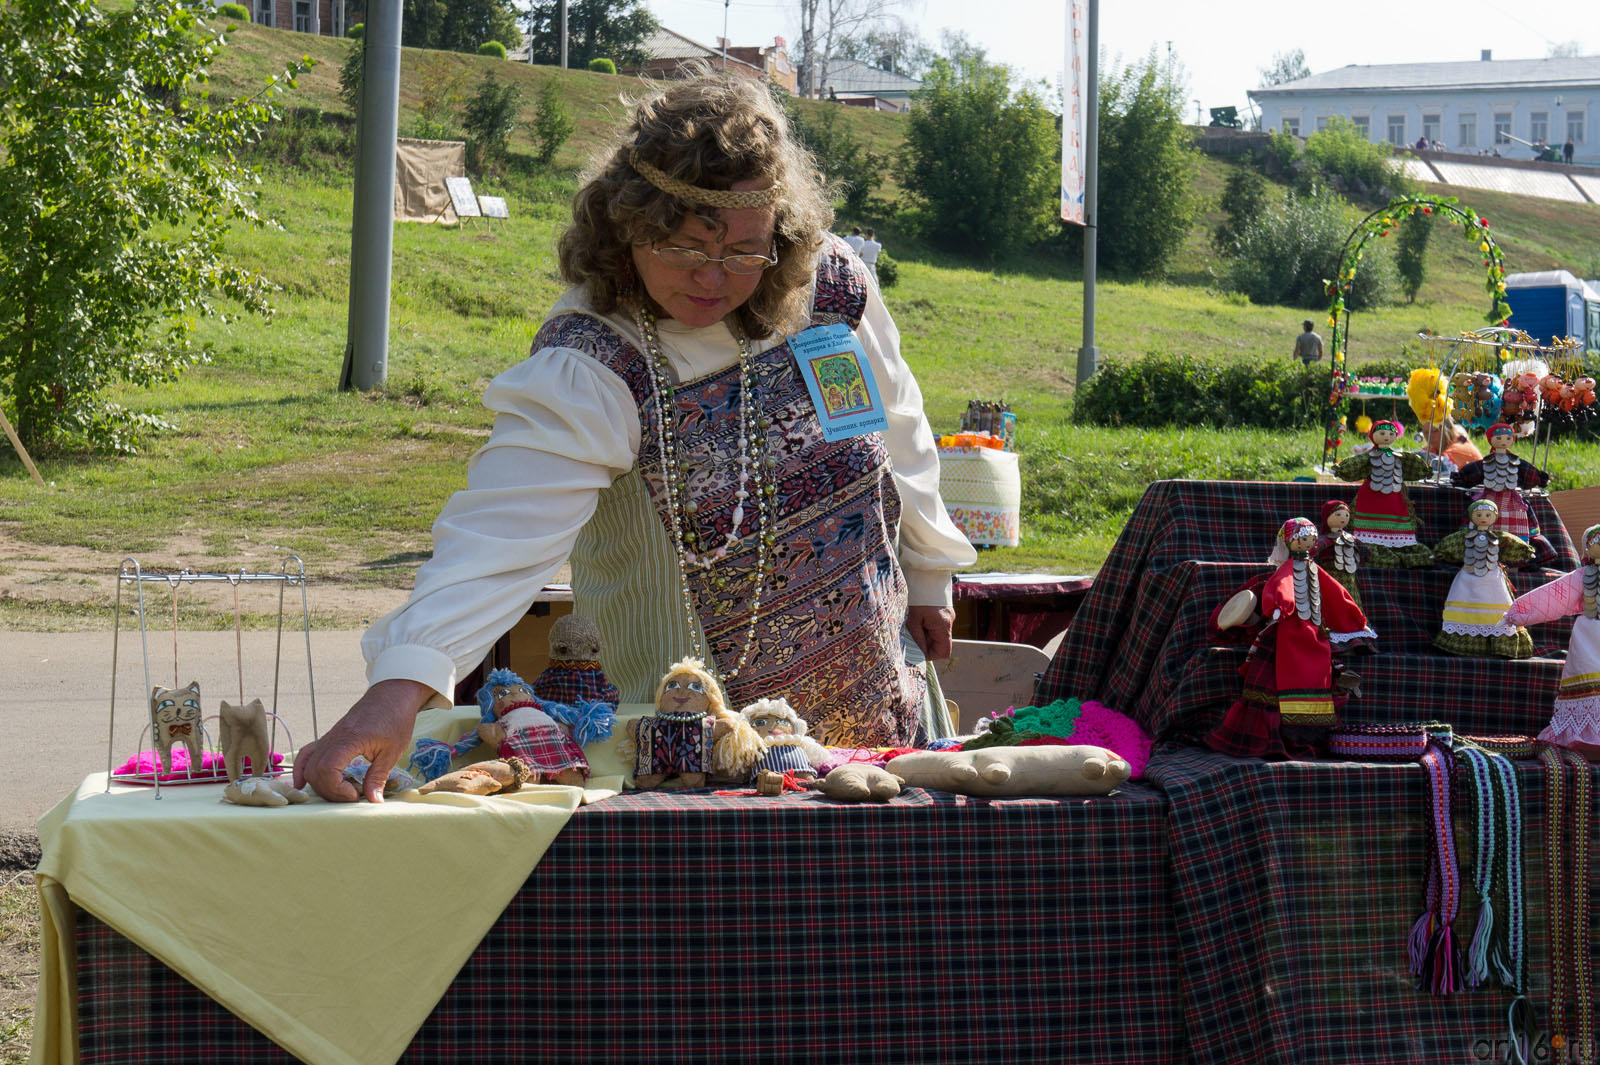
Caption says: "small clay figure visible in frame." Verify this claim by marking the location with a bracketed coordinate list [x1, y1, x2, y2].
[1434, 499, 1535, 658]
[1314, 500, 1378, 652]
[475, 668, 590, 786]
[627, 657, 727, 789]
[218, 697, 272, 782]
[1331, 419, 1435, 567]
[1504, 523, 1600, 759]
[532, 614, 620, 708]
[1450, 422, 1553, 560]
[150, 681, 204, 775]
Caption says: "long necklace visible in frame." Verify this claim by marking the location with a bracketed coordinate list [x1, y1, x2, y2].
[636, 307, 775, 683]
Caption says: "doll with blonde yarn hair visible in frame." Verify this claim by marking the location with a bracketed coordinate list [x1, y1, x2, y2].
[626, 656, 740, 789]
[1504, 523, 1600, 758]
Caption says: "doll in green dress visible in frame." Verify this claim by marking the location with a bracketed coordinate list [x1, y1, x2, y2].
[1434, 499, 1535, 658]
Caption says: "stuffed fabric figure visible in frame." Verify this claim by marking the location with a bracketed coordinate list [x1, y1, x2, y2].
[883, 745, 1130, 797]
[1315, 500, 1378, 652]
[729, 697, 830, 783]
[532, 614, 621, 707]
[1206, 517, 1368, 759]
[1504, 522, 1600, 758]
[626, 657, 729, 789]
[814, 763, 902, 802]
[150, 681, 204, 775]
[475, 668, 590, 786]
[218, 698, 272, 782]
[1451, 422, 1553, 559]
[1331, 420, 1435, 567]
[1434, 499, 1535, 659]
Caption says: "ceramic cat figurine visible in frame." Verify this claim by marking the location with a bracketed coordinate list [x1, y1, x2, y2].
[218, 697, 272, 782]
[151, 681, 203, 774]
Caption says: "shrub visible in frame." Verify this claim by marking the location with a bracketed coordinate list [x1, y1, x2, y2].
[788, 101, 881, 216]
[478, 40, 506, 58]
[1221, 187, 1396, 310]
[528, 78, 573, 166]
[409, 71, 466, 141]
[248, 106, 356, 175]
[1303, 117, 1414, 201]
[1395, 209, 1432, 302]
[1214, 166, 1269, 250]
[1072, 352, 1328, 430]
[875, 251, 898, 288]
[588, 57, 616, 74]
[346, 21, 363, 39]
[461, 69, 522, 175]
[338, 36, 363, 114]
[216, 2, 249, 19]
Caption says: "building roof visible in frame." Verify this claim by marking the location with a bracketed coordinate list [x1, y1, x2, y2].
[640, 27, 763, 76]
[1251, 55, 1600, 97]
[814, 58, 921, 95]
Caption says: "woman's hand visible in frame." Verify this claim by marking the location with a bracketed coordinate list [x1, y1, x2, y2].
[906, 605, 955, 661]
[293, 678, 434, 803]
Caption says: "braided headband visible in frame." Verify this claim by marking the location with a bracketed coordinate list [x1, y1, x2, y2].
[629, 149, 781, 209]
[1468, 498, 1500, 517]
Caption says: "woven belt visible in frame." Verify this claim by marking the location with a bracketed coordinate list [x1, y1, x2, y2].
[1538, 745, 1594, 1065]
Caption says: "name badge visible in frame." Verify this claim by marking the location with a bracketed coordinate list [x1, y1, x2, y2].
[788, 323, 888, 442]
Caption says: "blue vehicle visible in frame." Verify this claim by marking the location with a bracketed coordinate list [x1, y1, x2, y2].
[1502, 270, 1600, 353]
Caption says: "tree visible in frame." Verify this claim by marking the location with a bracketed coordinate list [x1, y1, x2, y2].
[529, 79, 575, 166]
[1093, 50, 1201, 277]
[787, 101, 882, 215]
[1214, 167, 1269, 250]
[523, 0, 656, 68]
[897, 58, 1057, 257]
[1395, 209, 1432, 302]
[1258, 48, 1310, 88]
[461, 70, 522, 176]
[402, 0, 519, 54]
[0, 0, 305, 453]
[794, 0, 896, 97]
[1221, 187, 1396, 310]
[835, 18, 933, 78]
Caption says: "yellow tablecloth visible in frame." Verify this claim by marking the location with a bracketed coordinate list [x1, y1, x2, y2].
[30, 703, 658, 1065]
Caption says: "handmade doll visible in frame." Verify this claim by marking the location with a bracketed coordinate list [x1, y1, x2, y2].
[626, 657, 729, 789]
[1331, 419, 1434, 567]
[1503, 523, 1600, 758]
[150, 681, 204, 775]
[1205, 517, 1369, 759]
[1450, 422, 1553, 560]
[218, 697, 273, 782]
[1433, 499, 1534, 659]
[532, 614, 620, 708]
[1314, 500, 1378, 652]
[718, 697, 830, 784]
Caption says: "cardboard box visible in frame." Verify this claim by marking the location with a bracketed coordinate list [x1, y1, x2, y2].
[1550, 485, 1600, 540]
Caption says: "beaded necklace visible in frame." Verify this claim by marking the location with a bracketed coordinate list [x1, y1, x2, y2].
[636, 306, 775, 683]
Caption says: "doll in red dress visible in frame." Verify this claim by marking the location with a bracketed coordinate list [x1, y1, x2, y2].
[1332, 419, 1434, 567]
[1205, 517, 1370, 758]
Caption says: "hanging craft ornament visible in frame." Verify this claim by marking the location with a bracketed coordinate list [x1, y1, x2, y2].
[637, 307, 774, 683]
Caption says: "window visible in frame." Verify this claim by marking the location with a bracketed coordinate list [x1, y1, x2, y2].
[1282, 116, 1300, 136]
[293, 0, 310, 31]
[1494, 112, 1512, 145]
[1530, 111, 1549, 144]
[1387, 114, 1406, 145]
[1569, 110, 1586, 145]
[1459, 113, 1477, 147]
[1352, 115, 1370, 139]
[1316, 115, 1330, 132]
[1422, 114, 1441, 143]
[254, 0, 273, 25]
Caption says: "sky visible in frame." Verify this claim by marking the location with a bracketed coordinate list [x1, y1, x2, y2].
[639, 0, 1595, 119]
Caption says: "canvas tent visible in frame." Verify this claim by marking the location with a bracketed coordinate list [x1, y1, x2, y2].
[394, 138, 468, 222]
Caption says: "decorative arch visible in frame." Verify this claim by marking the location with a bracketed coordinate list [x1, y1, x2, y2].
[1319, 194, 1512, 468]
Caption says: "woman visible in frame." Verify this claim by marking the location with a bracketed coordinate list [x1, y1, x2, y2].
[1504, 523, 1600, 758]
[1434, 499, 1534, 658]
[296, 73, 975, 802]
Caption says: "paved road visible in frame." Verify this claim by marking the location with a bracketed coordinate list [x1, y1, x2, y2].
[1, 630, 372, 835]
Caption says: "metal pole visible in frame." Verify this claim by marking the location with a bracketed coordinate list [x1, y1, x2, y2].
[1075, 0, 1099, 383]
[560, 0, 567, 69]
[341, 0, 401, 391]
[722, 0, 729, 70]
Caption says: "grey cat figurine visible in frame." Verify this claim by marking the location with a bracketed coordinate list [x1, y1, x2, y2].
[150, 681, 203, 774]
[218, 697, 272, 782]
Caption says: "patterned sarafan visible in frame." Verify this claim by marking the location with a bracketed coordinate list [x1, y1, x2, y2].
[533, 237, 922, 746]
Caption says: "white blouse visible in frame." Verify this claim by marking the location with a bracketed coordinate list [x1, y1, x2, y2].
[363, 281, 977, 700]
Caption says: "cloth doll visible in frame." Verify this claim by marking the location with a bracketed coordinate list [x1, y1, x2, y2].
[732, 697, 830, 784]
[1331, 419, 1435, 567]
[626, 657, 730, 789]
[532, 614, 620, 708]
[1205, 517, 1369, 759]
[1314, 499, 1378, 652]
[1503, 523, 1600, 758]
[1449, 422, 1553, 561]
[1433, 499, 1535, 659]
[475, 668, 590, 785]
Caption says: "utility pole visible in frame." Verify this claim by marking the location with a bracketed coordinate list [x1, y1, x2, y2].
[340, 0, 402, 391]
[560, 0, 568, 68]
[1075, 0, 1100, 384]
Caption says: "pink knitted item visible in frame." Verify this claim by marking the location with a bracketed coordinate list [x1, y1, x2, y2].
[1067, 701, 1153, 779]
[112, 748, 284, 783]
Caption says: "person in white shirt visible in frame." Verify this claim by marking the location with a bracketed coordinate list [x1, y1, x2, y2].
[295, 73, 975, 802]
[858, 227, 882, 280]
[842, 225, 864, 254]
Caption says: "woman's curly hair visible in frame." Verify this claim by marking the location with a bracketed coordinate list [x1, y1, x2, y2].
[558, 70, 834, 340]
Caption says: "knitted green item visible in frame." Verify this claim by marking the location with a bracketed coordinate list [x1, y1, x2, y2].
[963, 716, 1046, 749]
[1434, 630, 1535, 659]
[1012, 697, 1085, 739]
[1364, 541, 1435, 568]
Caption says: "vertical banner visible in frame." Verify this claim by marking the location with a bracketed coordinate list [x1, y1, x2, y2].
[1060, 0, 1087, 224]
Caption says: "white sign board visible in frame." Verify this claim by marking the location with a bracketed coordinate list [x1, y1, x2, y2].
[478, 195, 509, 219]
[445, 176, 481, 218]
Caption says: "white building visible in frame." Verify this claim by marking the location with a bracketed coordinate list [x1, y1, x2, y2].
[1249, 52, 1599, 165]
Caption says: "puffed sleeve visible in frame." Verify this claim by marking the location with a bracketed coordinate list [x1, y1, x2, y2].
[1400, 450, 1433, 480]
[360, 346, 641, 702]
[1432, 529, 1466, 564]
[1332, 451, 1372, 482]
[1499, 532, 1534, 564]
[1450, 460, 1485, 489]
[1504, 568, 1583, 626]
[854, 280, 978, 608]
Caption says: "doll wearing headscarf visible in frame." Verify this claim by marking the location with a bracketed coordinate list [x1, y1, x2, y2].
[1450, 422, 1553, 561]
[1504, 522, 1600, 758]
[1313, 499, 1377, 652]
[1331, 419, 1434, 567]
[1205, 517, 1369, 759]
[1434, 499, 1534, 659]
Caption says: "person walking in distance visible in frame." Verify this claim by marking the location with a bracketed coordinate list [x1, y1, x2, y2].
[859, 227, 882, 282]
[843, 225, 864, 254]
[1294, 320, 1323, 364]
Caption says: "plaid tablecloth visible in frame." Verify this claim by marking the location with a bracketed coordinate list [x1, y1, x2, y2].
[76, 785, 1184, 1065]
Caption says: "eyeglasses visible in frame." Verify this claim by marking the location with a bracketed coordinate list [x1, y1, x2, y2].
[650, 245, 778, 275]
